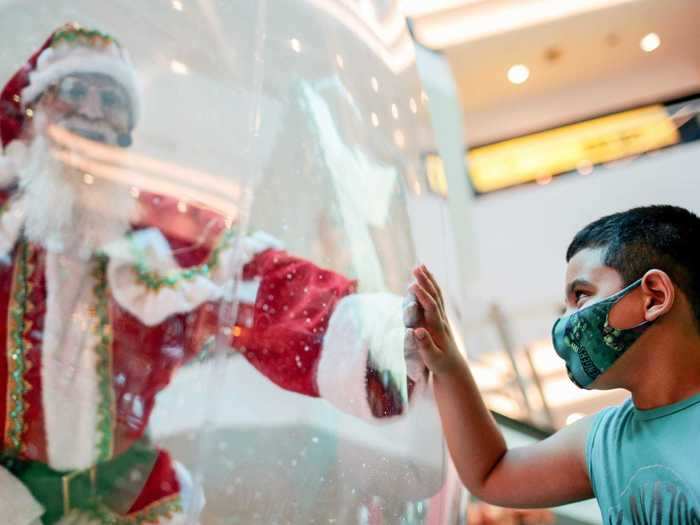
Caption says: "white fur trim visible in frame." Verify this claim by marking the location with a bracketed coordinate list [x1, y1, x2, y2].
[102, 229, 280, 326]
[173, 461, 205, 524]
[0, 155, 16, 188]
[317, 293, 418, 420]
[208, 231, 283, 288]
[0, 194, 26, 259]
[0, 140, 27, 189]
[236, 278, 261, 304]
[42, 253, 100, 470]
[104, 228, 224, 326]
[21, 44, 140, 124]
[0, 466, 44, 525]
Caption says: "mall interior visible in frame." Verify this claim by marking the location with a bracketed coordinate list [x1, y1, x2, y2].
[0, 0, 697, 524]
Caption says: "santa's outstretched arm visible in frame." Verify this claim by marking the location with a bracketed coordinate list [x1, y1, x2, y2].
[105, 226, 427, 420]
[231, 238, 428, 419]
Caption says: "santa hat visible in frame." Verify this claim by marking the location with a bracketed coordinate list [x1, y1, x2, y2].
[0, 23, 140, 183]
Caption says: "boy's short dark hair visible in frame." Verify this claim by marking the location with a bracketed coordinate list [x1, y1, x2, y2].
[566, 205, 700, 330]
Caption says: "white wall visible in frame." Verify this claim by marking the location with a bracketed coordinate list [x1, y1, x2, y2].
[465, 140, 700, 350]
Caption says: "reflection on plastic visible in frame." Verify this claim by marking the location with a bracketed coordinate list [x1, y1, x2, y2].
[0, 1, 455, 523]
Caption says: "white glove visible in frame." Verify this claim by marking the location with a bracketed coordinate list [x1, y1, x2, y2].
[403, 292, 428, 383]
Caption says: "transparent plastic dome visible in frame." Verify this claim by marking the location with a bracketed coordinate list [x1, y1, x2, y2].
[0, 1, 466, 523]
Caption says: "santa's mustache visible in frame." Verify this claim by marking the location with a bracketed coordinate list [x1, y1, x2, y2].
[56, 115, 119, 145]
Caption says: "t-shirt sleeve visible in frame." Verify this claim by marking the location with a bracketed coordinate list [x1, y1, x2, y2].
[585, 405, 617, 496]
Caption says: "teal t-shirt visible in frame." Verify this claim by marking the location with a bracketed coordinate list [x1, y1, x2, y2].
[586, 392, 700, 524]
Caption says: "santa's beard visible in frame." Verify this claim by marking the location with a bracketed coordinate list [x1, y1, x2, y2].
[17, 131, 135, 258]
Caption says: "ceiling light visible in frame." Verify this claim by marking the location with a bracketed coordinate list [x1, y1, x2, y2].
[172, 0, 183, 11]
[290, 38, 301, 53]
[170, 60, 189, 75]
[640, 32, 660, 53]
[507, 64, 530, 85]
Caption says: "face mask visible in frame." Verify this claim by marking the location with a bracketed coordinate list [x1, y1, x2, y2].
[552, 279, 652, 389]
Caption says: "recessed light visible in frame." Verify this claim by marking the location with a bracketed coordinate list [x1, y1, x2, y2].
[640, 33, 660, 53]
[507, 64, 530, 85]
[170, 60, 189, 75]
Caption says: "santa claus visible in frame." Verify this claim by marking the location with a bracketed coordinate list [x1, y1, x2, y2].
[0, 23, 426, 525]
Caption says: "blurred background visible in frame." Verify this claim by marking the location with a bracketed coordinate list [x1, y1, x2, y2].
[406, 0, 700, 435]
[405, 0, 700, 522]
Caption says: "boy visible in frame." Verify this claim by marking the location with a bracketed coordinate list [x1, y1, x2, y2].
[408, 205, 700, 523]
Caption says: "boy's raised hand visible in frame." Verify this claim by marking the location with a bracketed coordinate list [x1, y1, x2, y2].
[407, 265, 463, 376]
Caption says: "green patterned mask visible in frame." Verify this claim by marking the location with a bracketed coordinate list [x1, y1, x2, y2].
[552, 279, 651, 389]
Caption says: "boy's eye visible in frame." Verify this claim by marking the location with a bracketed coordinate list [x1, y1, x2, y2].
[575, 290, 590, 305]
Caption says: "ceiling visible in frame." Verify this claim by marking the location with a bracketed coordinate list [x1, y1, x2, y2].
[407, 0, 700, 145]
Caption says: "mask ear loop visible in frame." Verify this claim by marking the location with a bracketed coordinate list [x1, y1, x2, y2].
[602, 278, 651, 342]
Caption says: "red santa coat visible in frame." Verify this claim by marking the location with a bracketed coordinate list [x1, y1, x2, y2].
[0, 190, 417, 524]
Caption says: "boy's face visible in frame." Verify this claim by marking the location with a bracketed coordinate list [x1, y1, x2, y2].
[562, 246, 648, 389]
[563, 247, 623, 316]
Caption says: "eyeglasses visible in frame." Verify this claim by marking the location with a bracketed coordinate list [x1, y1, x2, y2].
[50, 75, 131, 126]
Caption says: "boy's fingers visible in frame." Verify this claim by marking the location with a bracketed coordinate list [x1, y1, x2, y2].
[421, 265, 446, 310]
[413, 265, 446, 316]
[412, 327, 442, 364]
[413, 265, 439, 302]
[410, 282, 443, 325]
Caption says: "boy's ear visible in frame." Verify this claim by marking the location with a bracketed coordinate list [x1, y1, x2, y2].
[641, 269, 675, 322]
[609, 269, 674, 329]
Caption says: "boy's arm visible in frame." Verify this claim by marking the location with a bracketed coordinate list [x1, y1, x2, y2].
[409, 265, 594, 507]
